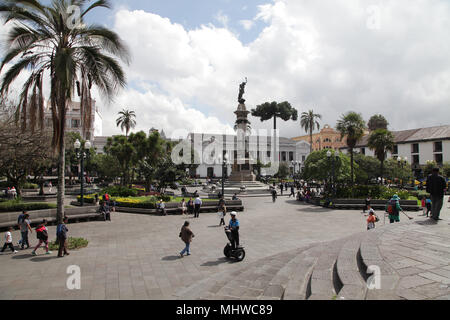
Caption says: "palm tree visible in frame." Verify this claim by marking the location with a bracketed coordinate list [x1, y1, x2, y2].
[368, 129, 395, 184]
[116, 109, 136, 137]
[300, 110, 322, 154]
[336, 112, 366, 186]
[0, 0, 130, 224]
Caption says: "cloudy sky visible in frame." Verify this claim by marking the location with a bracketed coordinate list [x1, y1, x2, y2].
[1, 0, 450, 139]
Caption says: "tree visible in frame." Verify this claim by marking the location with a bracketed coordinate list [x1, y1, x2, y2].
[0, 117, 53, 195]
[353, 153, 381, 184]
[302, 149, 352, 183]
[0, 0, 130, 223]
[89, 153, 121, 183]
[251, 101, 298, 131]
[384, 158, 413, 184]
[275, 162, 290, 179]
[442, 162, 450, 178]
[368, 114, 389, 132]
[368, 129, 395, 184]
[300, 110, 322, 154]
[104, 135, 135, 186]
[336, 112, 367, 186]
[116, 109, 136, 137]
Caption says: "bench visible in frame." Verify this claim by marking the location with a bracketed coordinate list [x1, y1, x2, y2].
[330, 199, 420, 211]
[116, 200, 244, 215]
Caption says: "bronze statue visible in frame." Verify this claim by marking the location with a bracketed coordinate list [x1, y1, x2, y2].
[238, 77, 248, 103]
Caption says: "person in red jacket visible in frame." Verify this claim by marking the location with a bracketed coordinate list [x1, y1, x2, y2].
[31, 219, 52, 256]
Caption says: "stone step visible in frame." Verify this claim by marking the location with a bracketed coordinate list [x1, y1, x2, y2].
[283, 246, 322, 300]
[336, 233, 367, 300]
[359, 228, 402, 300]
[307, 240, 347, 300]
[173, 249, 303, 300]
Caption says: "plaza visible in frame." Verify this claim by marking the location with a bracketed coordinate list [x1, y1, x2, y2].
[0, 194, 449, 300]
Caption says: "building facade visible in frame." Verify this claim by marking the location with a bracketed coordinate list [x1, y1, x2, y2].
[292, 124, 347, 152]
[44, 99, 102, 141]
[187, 133, 310, 178]
[340, 125, 450, 178]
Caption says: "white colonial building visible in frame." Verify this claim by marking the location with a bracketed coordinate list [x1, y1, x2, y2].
[340, 125, 450, 178]
[186, 133, 310, 178]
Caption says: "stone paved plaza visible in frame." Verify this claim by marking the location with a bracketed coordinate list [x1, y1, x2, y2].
[0, 196, 449, 300]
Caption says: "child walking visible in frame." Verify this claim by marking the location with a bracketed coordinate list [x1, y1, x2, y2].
[1, 227, 18, 254]
[367, 208, 377, 231]
[425, 198, 432, 218]
[421, 197, 426, 216]
[31, 219, 52, 256]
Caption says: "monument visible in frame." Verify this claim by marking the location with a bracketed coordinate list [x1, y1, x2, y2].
[229, 78, 257, 182]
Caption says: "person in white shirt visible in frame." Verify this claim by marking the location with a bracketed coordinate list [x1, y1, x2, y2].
[180, 199, 187, 215]
[194, 196, 202, 218]
[1, 227, 18, 254]
[159, 199, 166, 216]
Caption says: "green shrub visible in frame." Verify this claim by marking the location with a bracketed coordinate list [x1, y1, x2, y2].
[49, 237, 89, 251]
[22, 182, 39, 189]
[335, 185, 411, 200]
[0, 199, 57, 212]
[101, 186, 138, 197]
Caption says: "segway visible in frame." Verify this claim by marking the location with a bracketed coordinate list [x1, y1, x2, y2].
[224, 227, 245, 261]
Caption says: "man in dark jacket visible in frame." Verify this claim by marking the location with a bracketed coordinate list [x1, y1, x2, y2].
[57, 217, 70, 257]
[426, 168, 447, 221]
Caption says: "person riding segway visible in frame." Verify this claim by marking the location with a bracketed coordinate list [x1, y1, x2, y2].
[224, 212, 245, 261]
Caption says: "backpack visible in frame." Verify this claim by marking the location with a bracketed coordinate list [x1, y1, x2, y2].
[105, 194, 110, 202]
[36, 225, 48, 241]
[17, 214, 25, 225]
[56, 224, 65, 238]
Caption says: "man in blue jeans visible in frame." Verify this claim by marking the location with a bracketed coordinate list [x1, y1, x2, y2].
[426, 167, 447, 222]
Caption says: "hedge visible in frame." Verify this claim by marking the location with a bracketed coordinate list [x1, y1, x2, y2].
[0, 200, 57, 212]
[335, 185, 410, 200]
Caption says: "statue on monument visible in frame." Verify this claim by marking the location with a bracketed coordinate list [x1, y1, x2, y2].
[238, 77, 248, 104]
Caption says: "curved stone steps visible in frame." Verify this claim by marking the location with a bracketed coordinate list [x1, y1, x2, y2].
[307, 240, 347, 300]
[173, 248, 308, 300]
[359, 228, 402, 300]
[336, 234, 367, 300]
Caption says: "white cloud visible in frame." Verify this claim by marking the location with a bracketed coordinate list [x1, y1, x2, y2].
[214, 10, 229, 29]
[239, 19, 255, 31]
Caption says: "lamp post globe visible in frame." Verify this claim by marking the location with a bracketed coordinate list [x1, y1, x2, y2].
[74, 139, 81, 150]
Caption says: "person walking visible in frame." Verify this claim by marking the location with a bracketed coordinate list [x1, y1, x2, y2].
[363, 197, 371, 213]
[159, 199, 167, 216]
[367, 207, 378, 230]
[187, 197, 194, 215]
[19, 213, 32, 250]
[421, 196, 426, 216]
[180, 199, 187, 215]
[179, 221, 194, 257]
[31, 220, 51, 256]
[386, 195, 403, 224]
[271, 189, 278, 203]
[279, 183, 284, 196]
[56, 217, 70, 258]
[289, 185, 295, 198]
[1, 227, 18, 254]
[194, 196, 202, 218]
[426, 167, 447, 221]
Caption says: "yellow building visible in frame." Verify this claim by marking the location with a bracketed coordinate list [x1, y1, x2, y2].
[292, 124, 347, 152]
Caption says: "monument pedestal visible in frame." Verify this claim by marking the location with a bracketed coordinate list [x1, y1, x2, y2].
[229, 170, 256, 182]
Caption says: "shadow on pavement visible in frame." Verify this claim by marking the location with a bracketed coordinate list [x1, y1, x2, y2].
[162, 255, 182, 261]
[208, 225, 223, 228]
[296, 206, 334, 213]
[11, 254, 34, 260]
[30, 256, 58, 262]
[201, 257, 234, 267]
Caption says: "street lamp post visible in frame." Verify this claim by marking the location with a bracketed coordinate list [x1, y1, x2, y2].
[397, 156, 408, 187]
[221, 153, 229, 197]
[74, 139, 91, 207]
